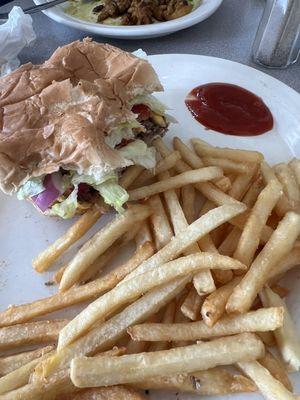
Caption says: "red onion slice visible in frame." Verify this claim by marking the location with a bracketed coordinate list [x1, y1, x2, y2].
[32, 172, 65, 212]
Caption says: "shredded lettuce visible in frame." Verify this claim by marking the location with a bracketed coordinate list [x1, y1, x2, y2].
[105, 120, 142, 149]
[97, 182, 129, 213]
[49, 187, 78, 219]
[130, 94, 167, 116]
[71, 171, 128, 213]
[118, 140, 156, 169]
[17, 177, 45, 200]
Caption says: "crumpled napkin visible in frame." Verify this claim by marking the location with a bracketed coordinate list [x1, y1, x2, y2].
[0, 6, 36, 76]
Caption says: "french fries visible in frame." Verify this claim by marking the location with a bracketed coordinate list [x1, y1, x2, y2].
[234, 179, 283, 267]
[0, 345, 53, 376]
[226, 212, 300, 313]
[147, 195, 173, 250]
[3, 136, 300, 400]
[128, 307, 283, 342]
[261, 286, 300, 371]
[201, 276, 242, 326]
[274, 163, 300, 209]
[134, 367, 257, 395]
[289, 158, 300, 188]
[259, 350, 293, 391]
[191, 138, 264, 163]
[33, 205, 103, 273]
[123, 203, 246, 283]
[181, 184, 196, 225]
[159, 169, 215, 295]
[132, 150, 181, 187]
[180, 286, 203, 321]
[0, 243, 154, 327]
[148, 301, 176, 352]
[38, 278, 188, 377]
[59, 204, 152, 291]
[128, 166, 223, 201]
[59, 386, 147, 400]
[172, 137, 231, 191]
[70, 333, 265, 387]
[238, 361, 297, 400]
[119, 165, 144, 189]
[0, 320, 67, 350]
[58, 252, 246, 350]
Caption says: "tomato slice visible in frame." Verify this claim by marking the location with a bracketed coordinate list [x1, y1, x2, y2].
[131, 104, 151, 121]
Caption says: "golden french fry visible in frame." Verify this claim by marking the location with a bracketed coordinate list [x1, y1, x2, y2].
[154, 138, 242, 206]
[289, 158, 300, 188]
[135, 221, 152, 247]
[0, 320, 67, 350]
[191, 138, 264, 163]
[274, 163, 300, 209]
[128, 307, 283, 342]
[271, 284, 289, 298]
[228, 163, 258, 200]
[127, 313, 161, 355]
[180, 286, 203, 321]
[59, 204, 152, 291]
[268, 247, 300, 284]
[181, 185, 196, 225]
[226, 212, 300, 313]
[0, 348, 55, 395]
[38, 278, 188, 378]
[0, 243, 154, 327]
[58, 252, 246, 350]
[218, 226, 241, 256]
[201, 156, 250, 174]
[259, 350, 293, 391]
[238, 361, 297, 400]
[128, 167, 223, 201]
[0, 346, 53, 376]
[257, 331, 276, 347]
[33, 205, 103, 273]
[242, 176, 265, 207]
[201, 276, 242, 327]
[147, 195, 173, 250]
[159, 170, 215, 295]
[148, 301, 176, 352]
[0, 370, 75, 400]
[132, 151, 181, 187]
[234, 179, 283, 267]
[119, 165, 144, 189]
[261, 161, 293, 216]
[123, 203, 246, 283]
[172, 137, 231, 191]
[261, 286, 300, 371]
[70, 333, 265, 387]
[60, 386, 147, 400]
[172, 293, 192, 348]
[134, 367, 257, 395]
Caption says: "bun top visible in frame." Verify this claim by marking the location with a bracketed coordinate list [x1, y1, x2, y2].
[0, 39, 163, 194]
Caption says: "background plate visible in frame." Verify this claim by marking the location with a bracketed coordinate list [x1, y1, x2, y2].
[33, 0, 223, 39]
[0, 54, 300, 399]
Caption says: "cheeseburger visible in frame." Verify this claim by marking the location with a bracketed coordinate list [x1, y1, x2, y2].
[0, 39, 170, 218]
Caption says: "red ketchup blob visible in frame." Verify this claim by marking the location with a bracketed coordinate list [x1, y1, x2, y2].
[185, 83, 273, 136]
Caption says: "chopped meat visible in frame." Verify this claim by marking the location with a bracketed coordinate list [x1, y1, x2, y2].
[96, 0, 193, 25]
[138, 119, 168, 145]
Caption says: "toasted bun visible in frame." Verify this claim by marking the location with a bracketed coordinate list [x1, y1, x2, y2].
[0, 39, 163, 194]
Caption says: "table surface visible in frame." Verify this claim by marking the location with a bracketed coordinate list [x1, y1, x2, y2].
[1, 0, 299, 92]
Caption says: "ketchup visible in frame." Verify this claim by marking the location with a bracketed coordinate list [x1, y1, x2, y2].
[185, 83, 273, 136]
[132, 104, 151, 121]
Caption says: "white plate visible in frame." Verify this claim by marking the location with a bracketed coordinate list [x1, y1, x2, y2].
[1, 55, 300, 399]
[33, 0, 223, 39]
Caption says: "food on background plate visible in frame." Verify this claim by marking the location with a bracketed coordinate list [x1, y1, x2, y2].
[0, 39, 171, 218]
[65, 0, 201, 26]
[1, 129, 300, 399]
